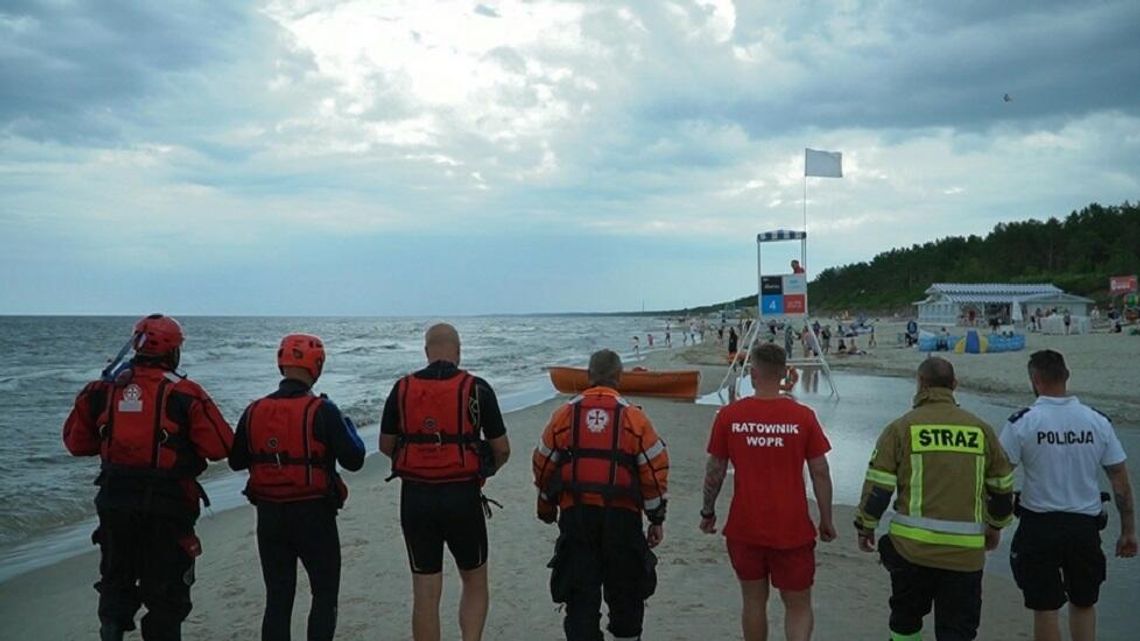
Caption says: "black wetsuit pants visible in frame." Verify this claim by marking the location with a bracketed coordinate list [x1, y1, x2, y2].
[879, 535, 982, 641]
[256, 500, 341, 641]
[551, 506, 656, 641]
[94, 508, 196, 641]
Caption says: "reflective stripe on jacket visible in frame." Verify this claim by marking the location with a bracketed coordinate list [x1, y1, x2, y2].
[532, 387, 669, 517]
[855, 387, 1014, 572]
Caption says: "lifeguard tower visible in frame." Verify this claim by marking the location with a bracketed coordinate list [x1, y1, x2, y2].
[718, 229, 838, 399]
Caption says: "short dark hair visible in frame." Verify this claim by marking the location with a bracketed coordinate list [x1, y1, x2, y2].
[749, 342, 786, 379]
[587, 349, 623, 388]
[1028, 349, 1069, 384]
[917, 357, 955, 388]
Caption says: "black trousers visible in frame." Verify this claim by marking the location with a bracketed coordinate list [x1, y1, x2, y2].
[550, 507, 656, 641]
[256, 500, 341, 641]
[94, 508, 196, 641]
[879, 535, 982, 641]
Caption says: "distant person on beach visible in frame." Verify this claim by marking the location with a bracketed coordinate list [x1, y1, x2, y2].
[229, 334, 365, 641]
[1063, 311, 1072, 335]
[646, 333, 654, 348]
[791, 259, 805, 274]
[784, 324, 795, 359]
[936, 327, 950, 351]
[701, 343, 835, 641]
[63, 314, 235, 641]
[998, 350, 1136, 641]
[533, 349, 669, 641]
[379, 323, 511, 641]
[821, 325, 832, 354]
[633, 335, 640, 356]
[728, 326, 739, 360]
[855, 357, 1014, 641]
[905, 320, 918, 347]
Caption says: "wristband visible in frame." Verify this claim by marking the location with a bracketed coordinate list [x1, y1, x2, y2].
[700, 509, 715, 520]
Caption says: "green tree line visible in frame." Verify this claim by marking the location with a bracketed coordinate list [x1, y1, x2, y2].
[654, 201, 1138, 316]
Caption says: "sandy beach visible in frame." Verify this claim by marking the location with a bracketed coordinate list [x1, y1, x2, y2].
[0, 342, 1047, 641]
[680, 320, 1140, 426]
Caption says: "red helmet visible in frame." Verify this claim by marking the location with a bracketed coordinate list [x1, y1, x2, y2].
[277, 333, 325, 379]
[132, 314, 184, 356]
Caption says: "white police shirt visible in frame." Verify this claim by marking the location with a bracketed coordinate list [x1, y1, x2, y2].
[999, 396, 1126, 516]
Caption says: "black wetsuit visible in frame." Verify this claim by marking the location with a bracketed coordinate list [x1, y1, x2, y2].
[230, 379, 365, 641]
[380, 361, 507, 573]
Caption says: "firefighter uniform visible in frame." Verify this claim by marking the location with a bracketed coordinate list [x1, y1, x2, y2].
[532, 387, 669, 641]
[855, 387, 1015, 641]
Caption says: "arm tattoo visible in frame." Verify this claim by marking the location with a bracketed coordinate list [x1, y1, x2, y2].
[703, 457, 729, 514]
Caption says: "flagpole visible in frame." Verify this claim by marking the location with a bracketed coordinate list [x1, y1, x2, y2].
[802, 173, 808, 270]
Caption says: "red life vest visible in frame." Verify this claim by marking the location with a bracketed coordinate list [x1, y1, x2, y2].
[98, 366, 199, 477]
[552, 394, 641, 510]
[245, 395, 343, 503]
[392, 371, 482, 482]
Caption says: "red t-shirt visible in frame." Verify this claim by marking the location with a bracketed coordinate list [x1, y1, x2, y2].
[706, 395, 831, 549]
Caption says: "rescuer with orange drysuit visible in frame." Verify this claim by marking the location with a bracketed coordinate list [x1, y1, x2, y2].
[63, 314, 235, 641]
[533, 349, 670, 641]
[229, 333, 365, 641]
[380, 323, 512, 641]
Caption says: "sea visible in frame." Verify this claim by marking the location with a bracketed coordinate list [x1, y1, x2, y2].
[1, 315, 1136, 635]
[0, 315, 657, 580]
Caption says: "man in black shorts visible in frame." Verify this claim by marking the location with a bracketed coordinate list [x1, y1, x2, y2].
[999, 350, 1137, 641]
[380, 323, 511, 641]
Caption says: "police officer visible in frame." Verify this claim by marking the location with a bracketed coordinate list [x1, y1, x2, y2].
[63, 314, 235, 641]
[532, 349, 670, 641]
[379, 323, 511, 641]
[229, 334, 366, 641]
[998, 350, 1136, 641]
[854, 357, 1014, 641]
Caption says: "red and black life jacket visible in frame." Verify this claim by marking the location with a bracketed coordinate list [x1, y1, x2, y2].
[551, 394, 641, 510]
[245, 395, 343, 503]
[97, 366, 200, 479]
[391, 371, 482, 483]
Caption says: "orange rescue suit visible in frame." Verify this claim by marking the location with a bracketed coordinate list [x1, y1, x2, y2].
[533, 387, 669, 518]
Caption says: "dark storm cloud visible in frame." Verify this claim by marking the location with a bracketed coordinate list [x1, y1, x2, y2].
[634, 0, 1140, 136]
[0, 1, 255, 143]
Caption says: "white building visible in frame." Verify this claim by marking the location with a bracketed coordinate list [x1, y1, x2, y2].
[914, 283, 1094, 326]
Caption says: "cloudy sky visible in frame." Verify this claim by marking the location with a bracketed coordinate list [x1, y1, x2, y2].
[2, 0, 1138, 315]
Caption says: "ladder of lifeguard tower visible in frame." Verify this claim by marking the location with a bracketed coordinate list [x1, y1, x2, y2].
[718, 229, 838, 400]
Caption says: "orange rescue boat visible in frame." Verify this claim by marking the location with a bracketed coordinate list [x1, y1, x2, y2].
[547, 366, 701, 401]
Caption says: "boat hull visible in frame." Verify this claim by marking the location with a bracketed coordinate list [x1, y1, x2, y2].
[547, 366, 701, 400]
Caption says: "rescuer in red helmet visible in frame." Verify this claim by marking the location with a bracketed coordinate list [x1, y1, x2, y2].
[229, 333, 365, 641]
[379, 323, 512, 641]
[63, 314, 235, 641]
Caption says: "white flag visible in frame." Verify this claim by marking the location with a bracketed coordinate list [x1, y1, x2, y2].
[805, 148, 842, 178]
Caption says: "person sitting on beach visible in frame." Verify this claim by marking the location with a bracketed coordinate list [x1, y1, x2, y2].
[379, 323, 512, 641]
[229, 334, 365, 641]
[701, 343, 835, 641]
[855, 357, 1014, 641]
[998, 350, 1136, 641]
[62, 314, 235, 641]
[936, 327, 950, 352]
[533, 349, 669, 641]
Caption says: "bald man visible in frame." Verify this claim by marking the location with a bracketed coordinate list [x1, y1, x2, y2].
[380, 323, 511, 641]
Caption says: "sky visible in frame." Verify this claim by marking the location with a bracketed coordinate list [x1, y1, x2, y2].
[2, 0, 1138, 316]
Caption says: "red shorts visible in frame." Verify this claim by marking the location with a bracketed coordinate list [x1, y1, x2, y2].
[726, 538, 816, 590]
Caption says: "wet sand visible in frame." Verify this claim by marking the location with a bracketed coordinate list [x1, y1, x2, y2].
[0, 344, 1047, 640]
[679, 320, 1140, 425]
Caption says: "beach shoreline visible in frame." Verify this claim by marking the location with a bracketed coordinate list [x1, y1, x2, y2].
[0, 342, 1057, 640]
